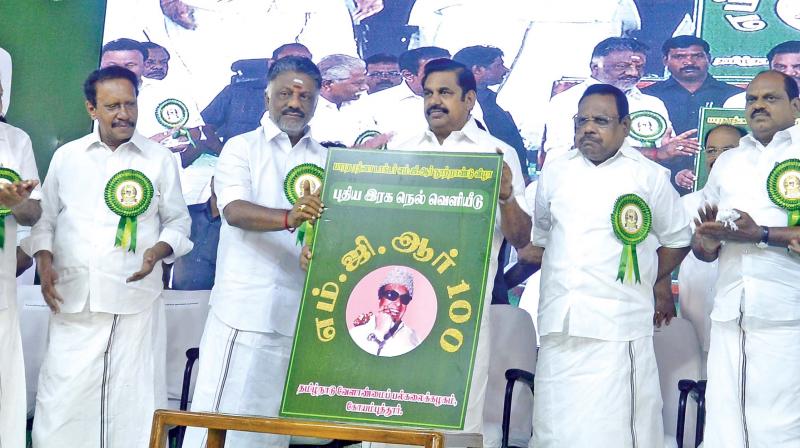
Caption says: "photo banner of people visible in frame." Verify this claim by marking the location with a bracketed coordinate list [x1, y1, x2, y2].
[280, 149, 502, 429]
[697, 0, 800, 81]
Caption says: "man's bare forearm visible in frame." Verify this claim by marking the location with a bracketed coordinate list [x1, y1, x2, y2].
[656, 246, 690, 281]
[500, 198, 532, 248]
[223, 200, 288, 232]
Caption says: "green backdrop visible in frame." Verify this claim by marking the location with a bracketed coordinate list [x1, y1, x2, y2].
[0, 0, 106, 176]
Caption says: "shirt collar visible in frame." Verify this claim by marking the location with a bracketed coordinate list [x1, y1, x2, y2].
[420, 115, 482, 146]
[739, 124, 799, 151]
[259, 112, 314, 146]
[568, 142, 639, 165]
[87, 126, 147, 153]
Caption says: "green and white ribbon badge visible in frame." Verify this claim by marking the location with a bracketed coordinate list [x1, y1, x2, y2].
[0, 167, 22, 250]
[155, 98, 196, 148]
[611, 194, 652, 284]
[104, 169, 154, 252]
[767, 159, 800, 226]
[353, 130, 387, 149]
[284, 163, 324, 245]
[629, 110, 667, 148]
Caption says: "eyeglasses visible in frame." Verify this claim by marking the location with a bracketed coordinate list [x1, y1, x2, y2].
[573, 115, 621, 128]
[380, 289, 412, 305]
[368, 71, 401, 78]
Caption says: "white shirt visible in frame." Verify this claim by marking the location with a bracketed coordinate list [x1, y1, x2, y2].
[0, 47, 11, 116]
[308, 96, 371, 147]
[543, 78, 673, 160]
[702, 125, 800, 322]
[396, 118, 531, 311]
[26, 130, 192, 314]
[533, 144, 691, 341]
[211, 115, 327, 335]
[359, 82, 485, 149]
[722, 91, 745, 109]
[0, 121, 41, 309]
[349, 315, 420, 357]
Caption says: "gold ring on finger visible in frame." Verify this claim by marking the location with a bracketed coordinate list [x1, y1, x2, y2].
[299, 204, 306, 211]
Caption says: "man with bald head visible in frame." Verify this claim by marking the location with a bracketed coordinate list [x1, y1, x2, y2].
[693, 70, 800, 447]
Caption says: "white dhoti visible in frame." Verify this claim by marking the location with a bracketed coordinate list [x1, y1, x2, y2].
[183, 310, 293, 448]
[703, 317, 800, 448]
[31, 299, 166, 448]
[531, 334, 664, 448]
[0, 298, 26, 448]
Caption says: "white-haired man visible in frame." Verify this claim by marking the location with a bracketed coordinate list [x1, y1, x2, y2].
[310, 54, 369, 146]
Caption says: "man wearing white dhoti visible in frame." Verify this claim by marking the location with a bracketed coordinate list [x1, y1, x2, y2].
[27, 66, 192, 448]
[692, 70, 800, 448]
[0, 82, 41, 448]
[529, 84, 691, 447]
[392, 58, 531, 444]
[183, 56, 327, 448]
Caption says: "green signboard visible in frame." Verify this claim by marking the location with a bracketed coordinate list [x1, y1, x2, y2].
[694, 107, 749, 190]
[281, 148, 502, 429]
[696, 0, 799, 82]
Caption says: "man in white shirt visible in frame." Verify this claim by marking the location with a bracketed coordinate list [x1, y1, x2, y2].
[27, 66, 192, 448]
[310, 54, 369, 146]
[357, 47, 485, 149]
[543, 37, 697, 166]
[393, 58, 531, 445]
[0, 78, 41, 448]
[530, 84, 691, 447]
[677, 124, 744, 373]
[692, 70, 800, 447]
[724, 41, 800, 108]
[183, 56, 326, 448]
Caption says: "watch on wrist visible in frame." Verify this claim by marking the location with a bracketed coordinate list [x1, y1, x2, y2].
[756, 225, 769, 248]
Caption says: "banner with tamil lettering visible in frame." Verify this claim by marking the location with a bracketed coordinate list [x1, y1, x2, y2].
[694, 107, 749, 190]
[696, 0, 800, 82]
[280, 148, 502, 429]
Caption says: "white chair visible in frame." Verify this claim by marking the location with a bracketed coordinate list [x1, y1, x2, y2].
[653, 317, 703, 448]
[483, 305, 538, 448]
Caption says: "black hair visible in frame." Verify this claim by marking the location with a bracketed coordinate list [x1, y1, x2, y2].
[767, 40, 800, 64]
[579, 84, 630, 119]
[398, 47, 451, 74]
[271, 43, 311, 61]
[101, 38, 147, 61]
[267, 56, 322, 90]
[421, 58, 476, 100]
[661, 35, 710, 56]
[453, 45, 504, 69]
[365, 53, 399, 66]
[591, 37, 649, 60]
[83, 66, 139, 106]
[141, 41, 170, 59]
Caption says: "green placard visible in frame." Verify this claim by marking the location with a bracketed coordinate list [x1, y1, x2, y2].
[694, 107, 749, 190]
[696, 0, 800, 82]
[281, 148, 502, 429]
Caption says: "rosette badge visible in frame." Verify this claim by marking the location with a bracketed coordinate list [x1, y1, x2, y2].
[767, 159, 800, 226]
[105, 169, 154, 252]
[284, 163, 325, 245]
[0, 167, 22, 249]
[629, 110, 667, 148]
[611, 194, 652, 284]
